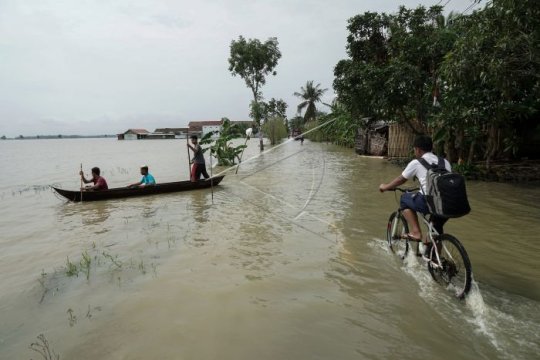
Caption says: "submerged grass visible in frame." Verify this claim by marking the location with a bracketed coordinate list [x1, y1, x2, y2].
[80, 251, 91, 280]
[29, 334, 59, 360]
[67, 308, 77, 327]
[65, 257, 78, 277]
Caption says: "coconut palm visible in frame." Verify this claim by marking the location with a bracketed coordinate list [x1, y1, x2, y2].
[294, 81, 328, 123]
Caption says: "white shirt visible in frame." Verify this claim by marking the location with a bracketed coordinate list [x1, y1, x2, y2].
[401, 152, 451, 193]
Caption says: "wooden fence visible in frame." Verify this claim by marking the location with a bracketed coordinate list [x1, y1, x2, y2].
[388, 123, 415, 158]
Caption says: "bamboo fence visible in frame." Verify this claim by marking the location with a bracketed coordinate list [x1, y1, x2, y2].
[388, 123, 415, 158]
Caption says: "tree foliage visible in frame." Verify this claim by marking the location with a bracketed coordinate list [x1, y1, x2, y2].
[304, 101, 357, 147]
[228, 36, 281, 125]
[331, 1, 540, 163]
[250, 97, 288, 123]
[199, 118, 247, 166]
[438, 0, 540, 164]
[293, 81, 328, 123]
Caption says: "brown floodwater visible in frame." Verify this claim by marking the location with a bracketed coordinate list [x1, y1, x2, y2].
[0, 138, 538, 359]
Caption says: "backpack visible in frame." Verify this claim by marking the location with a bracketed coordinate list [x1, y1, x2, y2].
[417, 157, 471, 218]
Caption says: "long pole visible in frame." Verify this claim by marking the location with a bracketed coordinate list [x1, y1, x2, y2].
[80, 163, 83, 202]
[209, 151, 214, 204]
[186, 132, 191, 181]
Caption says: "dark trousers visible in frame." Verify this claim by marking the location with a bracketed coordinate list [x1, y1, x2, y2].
[400, 192, 448, 234]
[191, 163, 209, 181]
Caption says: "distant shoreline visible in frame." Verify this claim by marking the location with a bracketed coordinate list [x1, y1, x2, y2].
[0, 135, 115, 140]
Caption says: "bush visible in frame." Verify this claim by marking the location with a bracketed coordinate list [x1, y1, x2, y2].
[262, 117, 288, 145]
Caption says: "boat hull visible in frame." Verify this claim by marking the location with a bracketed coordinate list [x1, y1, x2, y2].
[52, 176, 225, 202]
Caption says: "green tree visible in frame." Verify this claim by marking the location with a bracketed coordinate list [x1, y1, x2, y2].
[334, 5, 455, 133]
[334, 12, 390, 122]
[228, 36, 281, 150]
[294, 81, 328, 123]
[439, 0, 540, 166]
[255, 98, 288, 123]
[265, 98, 288, 120]
[305, 101, 357, 147]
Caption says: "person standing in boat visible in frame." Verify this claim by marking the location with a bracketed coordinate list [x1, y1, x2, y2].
[128, 166, 156, 188]
[187, 135, 210, 182]
[80, 167, 108, 191]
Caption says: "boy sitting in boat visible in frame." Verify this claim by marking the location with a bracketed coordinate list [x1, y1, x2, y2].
[80, 167, 108, 191]
[128, 166, 156, 188]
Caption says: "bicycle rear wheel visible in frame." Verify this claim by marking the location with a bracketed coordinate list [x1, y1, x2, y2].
[427, 234, 472, 299]
[386, 211, 409, 259]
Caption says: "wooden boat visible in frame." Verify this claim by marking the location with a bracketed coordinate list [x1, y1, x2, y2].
[52, 175, 225, 202]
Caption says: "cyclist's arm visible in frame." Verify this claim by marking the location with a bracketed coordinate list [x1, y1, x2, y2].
[379, 175, 407, 192]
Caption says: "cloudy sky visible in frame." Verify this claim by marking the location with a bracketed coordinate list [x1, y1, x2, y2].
[0, 0, 478, 137]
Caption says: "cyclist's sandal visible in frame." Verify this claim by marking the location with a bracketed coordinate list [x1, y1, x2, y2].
[405, 233, 422, 242]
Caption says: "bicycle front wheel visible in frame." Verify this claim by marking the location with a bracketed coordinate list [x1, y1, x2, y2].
[427, 234, 472, 299]
[386, 211, 409, 259]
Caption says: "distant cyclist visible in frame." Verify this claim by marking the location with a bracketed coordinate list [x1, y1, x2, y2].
[379, 135, 450, 249]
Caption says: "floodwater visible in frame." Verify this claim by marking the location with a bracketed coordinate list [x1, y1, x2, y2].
[0, 138, 538, 360]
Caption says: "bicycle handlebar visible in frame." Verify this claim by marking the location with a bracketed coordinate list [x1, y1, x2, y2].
[391, 187, 419, 193]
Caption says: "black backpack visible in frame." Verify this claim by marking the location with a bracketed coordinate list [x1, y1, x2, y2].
[417, 157, 471, 218]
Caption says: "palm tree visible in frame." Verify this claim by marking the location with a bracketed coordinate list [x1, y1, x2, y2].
[294, 81, 328, 123]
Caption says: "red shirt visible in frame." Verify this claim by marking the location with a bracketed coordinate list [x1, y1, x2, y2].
[93, 176, 108, 190]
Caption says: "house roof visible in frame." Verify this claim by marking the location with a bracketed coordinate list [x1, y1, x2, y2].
[124, 129, 149, 134]
[154, 127, 188, 133]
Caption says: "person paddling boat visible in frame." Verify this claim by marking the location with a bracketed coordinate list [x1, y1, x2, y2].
[80, 167, 108, 191]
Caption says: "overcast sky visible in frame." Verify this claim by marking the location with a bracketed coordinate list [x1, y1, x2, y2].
[0, 0, 478, 137]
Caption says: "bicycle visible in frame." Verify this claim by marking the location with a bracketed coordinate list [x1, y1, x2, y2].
[386, 188, 472, 299]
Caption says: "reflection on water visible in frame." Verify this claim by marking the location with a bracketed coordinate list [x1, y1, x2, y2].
[56, 201, 112, 227]
[189, 190, 211, 224]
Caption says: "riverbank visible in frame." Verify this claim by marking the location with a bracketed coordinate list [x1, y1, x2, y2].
[387, 157, 540, 183]
[471, 160, 540, 183]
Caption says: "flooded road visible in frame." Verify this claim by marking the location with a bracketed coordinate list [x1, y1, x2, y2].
[0, 138, 538, 359]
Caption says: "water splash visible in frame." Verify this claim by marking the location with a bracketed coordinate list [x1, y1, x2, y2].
[464, 281, 540, 359]
[394, 249, 540, 360]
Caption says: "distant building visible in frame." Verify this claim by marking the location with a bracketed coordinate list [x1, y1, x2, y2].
[146, 132, 175, 140]
[188, 120, 223, 138]
[117, 129, 150, 140]
[154, 127, 189, 139]
[118, 122, 232, 140]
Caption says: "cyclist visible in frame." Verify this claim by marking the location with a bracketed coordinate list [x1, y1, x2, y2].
[379, 135, 451, 251]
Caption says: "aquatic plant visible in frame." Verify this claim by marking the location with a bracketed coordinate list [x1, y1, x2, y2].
[80, 251, 91, 280]
[102, 251, 122, 269]
[29, 334, 60, 360]
[138, 259, 146, 275]
[67, 308, 77, 327]
[65, 257, 79, 277]
[38, 269, 49, 304]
